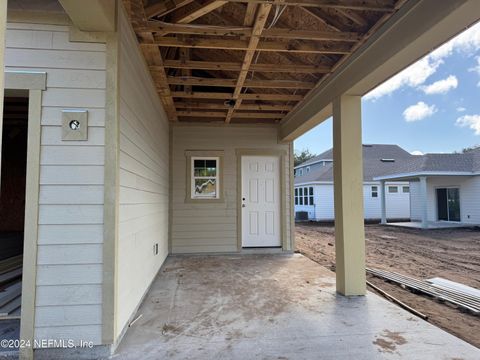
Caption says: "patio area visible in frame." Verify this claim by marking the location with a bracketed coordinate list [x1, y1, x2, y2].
[386, 221, 473, 229]
[114, 254, 479, 359]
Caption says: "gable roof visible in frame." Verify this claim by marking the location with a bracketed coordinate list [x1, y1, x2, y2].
[374, 148, 480, 180]
[295, 144, 413, 184]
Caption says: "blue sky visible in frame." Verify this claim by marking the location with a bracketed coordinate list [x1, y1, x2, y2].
[294, 22, 480, 156]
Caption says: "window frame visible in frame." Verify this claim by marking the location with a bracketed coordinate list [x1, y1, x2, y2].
[402, 186, 410, 193]
[371, 185, 378, 198]
[388, 186, 398, 193]
[185, 151, 224, 203]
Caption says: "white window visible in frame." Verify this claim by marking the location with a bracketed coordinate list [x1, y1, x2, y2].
[294, 186, 314, 205]
[191, 157, 219, 199]
[371, 186, 378, 198]
[402, 186, 410, 193]
[299, 168, 303, 176]
[306, 166, 310, 173]
[388, 186, 398, 193]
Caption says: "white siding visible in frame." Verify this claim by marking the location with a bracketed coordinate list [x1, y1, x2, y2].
[5, 21, 106, 344]
[421, 176, 480, 224]
[116, 9, 170, 338]
[409, 181, 422, 221]
[295, 182, 410, 220]
[171, 125, 292, 254]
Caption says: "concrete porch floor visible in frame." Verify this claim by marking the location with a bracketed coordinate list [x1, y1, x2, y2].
[386, 221, 473, 229]
[114, 254, 479, 360]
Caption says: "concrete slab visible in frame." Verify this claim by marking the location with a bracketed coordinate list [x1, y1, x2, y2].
[386, 221, 473, 229]
[114, 254, 480, 360]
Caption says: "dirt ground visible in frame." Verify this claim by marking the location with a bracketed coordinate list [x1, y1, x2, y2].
[295, 223, 480, 348]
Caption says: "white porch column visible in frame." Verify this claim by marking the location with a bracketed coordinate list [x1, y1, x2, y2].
[333, 95, 366, 296]
[419, 176, 428, 229]
[380, 180, 387, 224]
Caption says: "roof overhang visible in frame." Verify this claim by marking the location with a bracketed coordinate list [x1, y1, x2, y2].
[280, 0, 480, 141]
[59, 0, 116, 32]
[374, 171, 477, 182]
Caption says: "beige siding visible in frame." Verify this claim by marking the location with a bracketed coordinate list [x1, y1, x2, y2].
[116, 9, 170, 338]
[5, 20, 106, 344]
[171, 125, 292, 254]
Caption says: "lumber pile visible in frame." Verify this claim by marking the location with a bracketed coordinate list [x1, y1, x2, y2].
[0, 255, 23, 319]
[367, 267, 480, 315]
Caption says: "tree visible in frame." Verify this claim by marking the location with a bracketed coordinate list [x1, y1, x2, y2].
[461, 144, 480, 153]
[294, 149, 317, 166]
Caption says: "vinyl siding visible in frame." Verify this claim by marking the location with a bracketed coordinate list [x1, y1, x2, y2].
[294, 182, 410, 221]
[422, 176, 480, 224]
[5, 20, 106, 344]
[116, 8, 169, 338]
[171, 125, 292, 254]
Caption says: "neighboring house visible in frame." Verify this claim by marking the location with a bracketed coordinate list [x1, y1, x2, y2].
[294, 145, 412, 221]
[375, 147, 480, 228]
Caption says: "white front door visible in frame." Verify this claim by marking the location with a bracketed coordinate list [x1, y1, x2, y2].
[241, 156, 281, 247]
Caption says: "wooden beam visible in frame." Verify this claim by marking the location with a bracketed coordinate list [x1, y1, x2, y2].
[139, 34, 178, 121]
[178, 110, 283, 118]
[161, 60, 331, 73]
[172, 0, 228, 23]
[148, 37, 352, 54]
[171, 91, 304, 101]
[175, 101, 293, 111]
[166, 76, 315, 89]
[145, 0, 195, 18]
[221, 0, 395, 12]
[225, 3, 271, 123]
[334, 8, 369, 28]
[139, 22, 361, 41]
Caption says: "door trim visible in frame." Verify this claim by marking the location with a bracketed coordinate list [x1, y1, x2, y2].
[435, 186, 461, 222]
[236, 149, 288, 252]
[3, 71, 46, 360]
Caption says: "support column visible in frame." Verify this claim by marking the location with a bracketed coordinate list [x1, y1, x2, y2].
[0, 0, 7, 185]
[419, 176, 428, 229]
[380, 180, 387, 224]
[333, 95, 366, 296]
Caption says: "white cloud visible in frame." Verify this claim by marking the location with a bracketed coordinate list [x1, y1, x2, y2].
[456, 114, 480, 135]
[403, 102, 437, 122]
[365, 22, 480, 100]
[469, 56, 480, 87]
[457, 107, 466, 112]
[411, 150, 424, 155]
[422, 75, 458, 94]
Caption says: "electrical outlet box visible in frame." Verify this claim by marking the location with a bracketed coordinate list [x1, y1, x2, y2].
[62, 110, 88, 141]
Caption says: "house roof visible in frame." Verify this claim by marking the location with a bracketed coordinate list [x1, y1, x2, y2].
[374, 147, 480, 180]
[295, 144, 413, 184]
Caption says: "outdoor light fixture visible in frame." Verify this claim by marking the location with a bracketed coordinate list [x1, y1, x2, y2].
[62, 110, 88, 141]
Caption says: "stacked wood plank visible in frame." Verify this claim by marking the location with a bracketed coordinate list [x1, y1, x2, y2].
[0, 255, 23, 319]
[367, 267, 480, 316]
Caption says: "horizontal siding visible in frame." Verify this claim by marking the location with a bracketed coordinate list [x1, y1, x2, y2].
[5, 20, 106, 345]
[116, 8, 170, 339]
[171, 125, 292, 254]
[295, 182, 410, 220]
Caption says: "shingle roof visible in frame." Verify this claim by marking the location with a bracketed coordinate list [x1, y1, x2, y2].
[295, 144, 414, 183]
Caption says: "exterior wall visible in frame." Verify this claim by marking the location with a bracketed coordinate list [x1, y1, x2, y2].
[5, 21, 106, 343]
[171, 125, 292, 253]
[295, 182, 410, 221]
[420, 176, 480, 224]
[409, 180, 422, 221]
[116, 9, 170, 338]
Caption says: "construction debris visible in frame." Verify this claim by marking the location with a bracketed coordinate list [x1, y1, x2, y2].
[367, 268, 480, 316]
[0, 255, 22, 319]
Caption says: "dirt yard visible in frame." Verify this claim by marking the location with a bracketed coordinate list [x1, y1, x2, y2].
[295, 223, 480, 348]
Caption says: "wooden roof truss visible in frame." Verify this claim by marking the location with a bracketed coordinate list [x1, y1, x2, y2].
[126, 0, 405, 124]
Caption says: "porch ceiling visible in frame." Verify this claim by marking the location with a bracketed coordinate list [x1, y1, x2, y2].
[124, 0, 407, 124]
